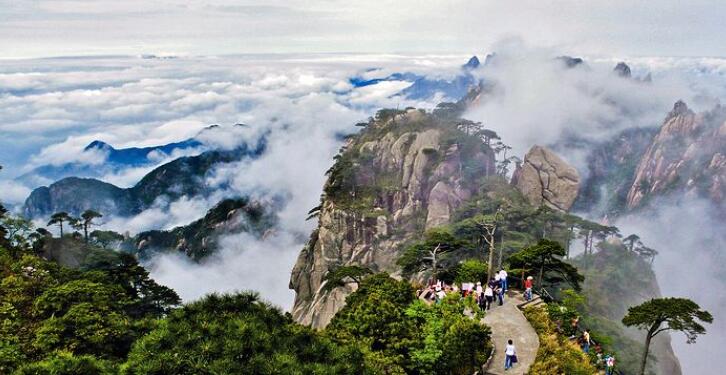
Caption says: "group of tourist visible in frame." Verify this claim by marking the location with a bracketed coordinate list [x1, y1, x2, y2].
[419, 270, 619, 373]
[417, 268, 511, 312]
[418, 270, 619, 374]
[571, 316, 617, 374]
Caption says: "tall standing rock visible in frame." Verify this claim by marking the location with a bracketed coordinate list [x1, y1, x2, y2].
[289, 109, 495, 328]
[511, 145, 580, 211]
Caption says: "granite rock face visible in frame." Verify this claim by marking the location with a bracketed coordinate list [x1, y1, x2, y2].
[289, 109, 495, 328]
[626, 101, 726, 213]
[511, 145, 580, 211]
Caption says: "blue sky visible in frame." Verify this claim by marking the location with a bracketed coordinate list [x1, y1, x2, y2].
[2, 0, 726, 59]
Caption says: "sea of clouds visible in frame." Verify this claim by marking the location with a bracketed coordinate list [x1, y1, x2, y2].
[1, 48, 725, 373]
[0, 52, 469, 308]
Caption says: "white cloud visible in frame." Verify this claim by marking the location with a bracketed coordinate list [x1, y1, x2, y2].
[2, 1, 726, 58]
[147, 230, 302, 309]
[0, 180, 32, 205]
[464, 41, 709, 169]
[2, 53, 726, 375]
[616, 199, 726, 374]
[103, 195, 215, 234]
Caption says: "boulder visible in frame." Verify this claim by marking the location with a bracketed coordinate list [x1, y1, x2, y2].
[512, 145, 580, 211]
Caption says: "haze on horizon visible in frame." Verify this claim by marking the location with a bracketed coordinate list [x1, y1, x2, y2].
[2, 0, 726, 59]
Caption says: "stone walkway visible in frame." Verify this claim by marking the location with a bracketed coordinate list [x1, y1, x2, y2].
[481, 291, 539, 375]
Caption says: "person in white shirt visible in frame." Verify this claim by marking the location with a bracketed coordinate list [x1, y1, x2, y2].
[499, 268, 508, 292]
[484, 285, 494, 310]
[504, 339, 517, 370]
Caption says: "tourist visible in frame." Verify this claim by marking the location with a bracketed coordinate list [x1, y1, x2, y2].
[524, 276, 533, 301]
[499, 268, 508, 292]
[504, 339, 517, 370]
[582, 329, 591, 353]
[475, 281, 484, 308]
[605, 354, 615, 375]
[494, 272, 504, 303]
[484, 284, 494, 310]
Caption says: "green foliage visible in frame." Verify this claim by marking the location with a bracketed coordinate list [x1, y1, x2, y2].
[14, 351, 116, 375]
[322, 265, 374, 292]
[122, 292, 365, 375]
[623, 298, 713, 343]
[405, 295, 492, 375]
[623, 297, 712, 375]
[1, 216, 35, 249]
[573, 244, 661, 374]
[48, 212, 74, 237]
[326, 274, 492, 374]
[523, 305, 597, 375]
[452, 259, 488, 284]
[327, 274, 418, 355]
[90, 230, 124, 248]
[0, 245, 178, 372]
[397, 227, 474, 278]
[508, 239, 584, 291]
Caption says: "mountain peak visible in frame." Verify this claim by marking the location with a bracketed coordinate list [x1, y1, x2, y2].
[84, 140, 113, 151]
[462, 56, 480, 70]
[671, 100, 690, 116]
[613, 62, 632, 78]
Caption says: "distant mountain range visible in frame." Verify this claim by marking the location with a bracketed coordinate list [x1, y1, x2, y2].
[349, 55, 483, 101]
[17, 134, 205, 186]
[23, 137, 266, 218]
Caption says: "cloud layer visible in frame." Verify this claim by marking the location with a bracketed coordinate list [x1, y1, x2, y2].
[3, 1, 726, 58]
[2, 51, 726, 374]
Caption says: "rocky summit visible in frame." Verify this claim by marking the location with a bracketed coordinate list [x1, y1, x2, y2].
[289, 108, 496, 327]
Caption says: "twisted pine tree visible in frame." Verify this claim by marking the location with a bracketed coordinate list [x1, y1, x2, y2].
[622, 297, 713, 375]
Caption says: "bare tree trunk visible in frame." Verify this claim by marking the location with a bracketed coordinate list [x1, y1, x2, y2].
[566, 225, 574, 259]
[483, 225, 496, 280]
[640, 331, 654, 375]
[429, 244, 441, 282]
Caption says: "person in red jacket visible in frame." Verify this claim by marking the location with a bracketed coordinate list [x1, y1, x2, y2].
[524, 276, 533, 301]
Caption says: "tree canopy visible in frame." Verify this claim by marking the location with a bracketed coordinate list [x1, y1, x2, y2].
[326, 273, 491, 374]
[122, 292, 365, 375]
[623, 297, 713, 375]
[322, 265, 374, 292]
[508, 239, 584, 291]
[397, 227, 473, 279]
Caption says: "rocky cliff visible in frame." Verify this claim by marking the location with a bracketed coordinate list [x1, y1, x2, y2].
[626, 101, 726, 213]
[289, 108, 495, 327]
[574, 127, 658, 216]
[133, 198, 276, 261]
[511, 145, 580, 212]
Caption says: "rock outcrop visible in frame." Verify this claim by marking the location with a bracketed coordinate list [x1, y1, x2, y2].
[626, 101, 726, 212]
[133, 198, 276, 261]
[289, 109, 495, 328]
[574, 127, 659, 216]
[613, 62, 632, 78]
[511, 145, 580, 211]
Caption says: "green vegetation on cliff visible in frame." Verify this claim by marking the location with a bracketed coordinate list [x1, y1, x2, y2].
[133, 198, 275, 261]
